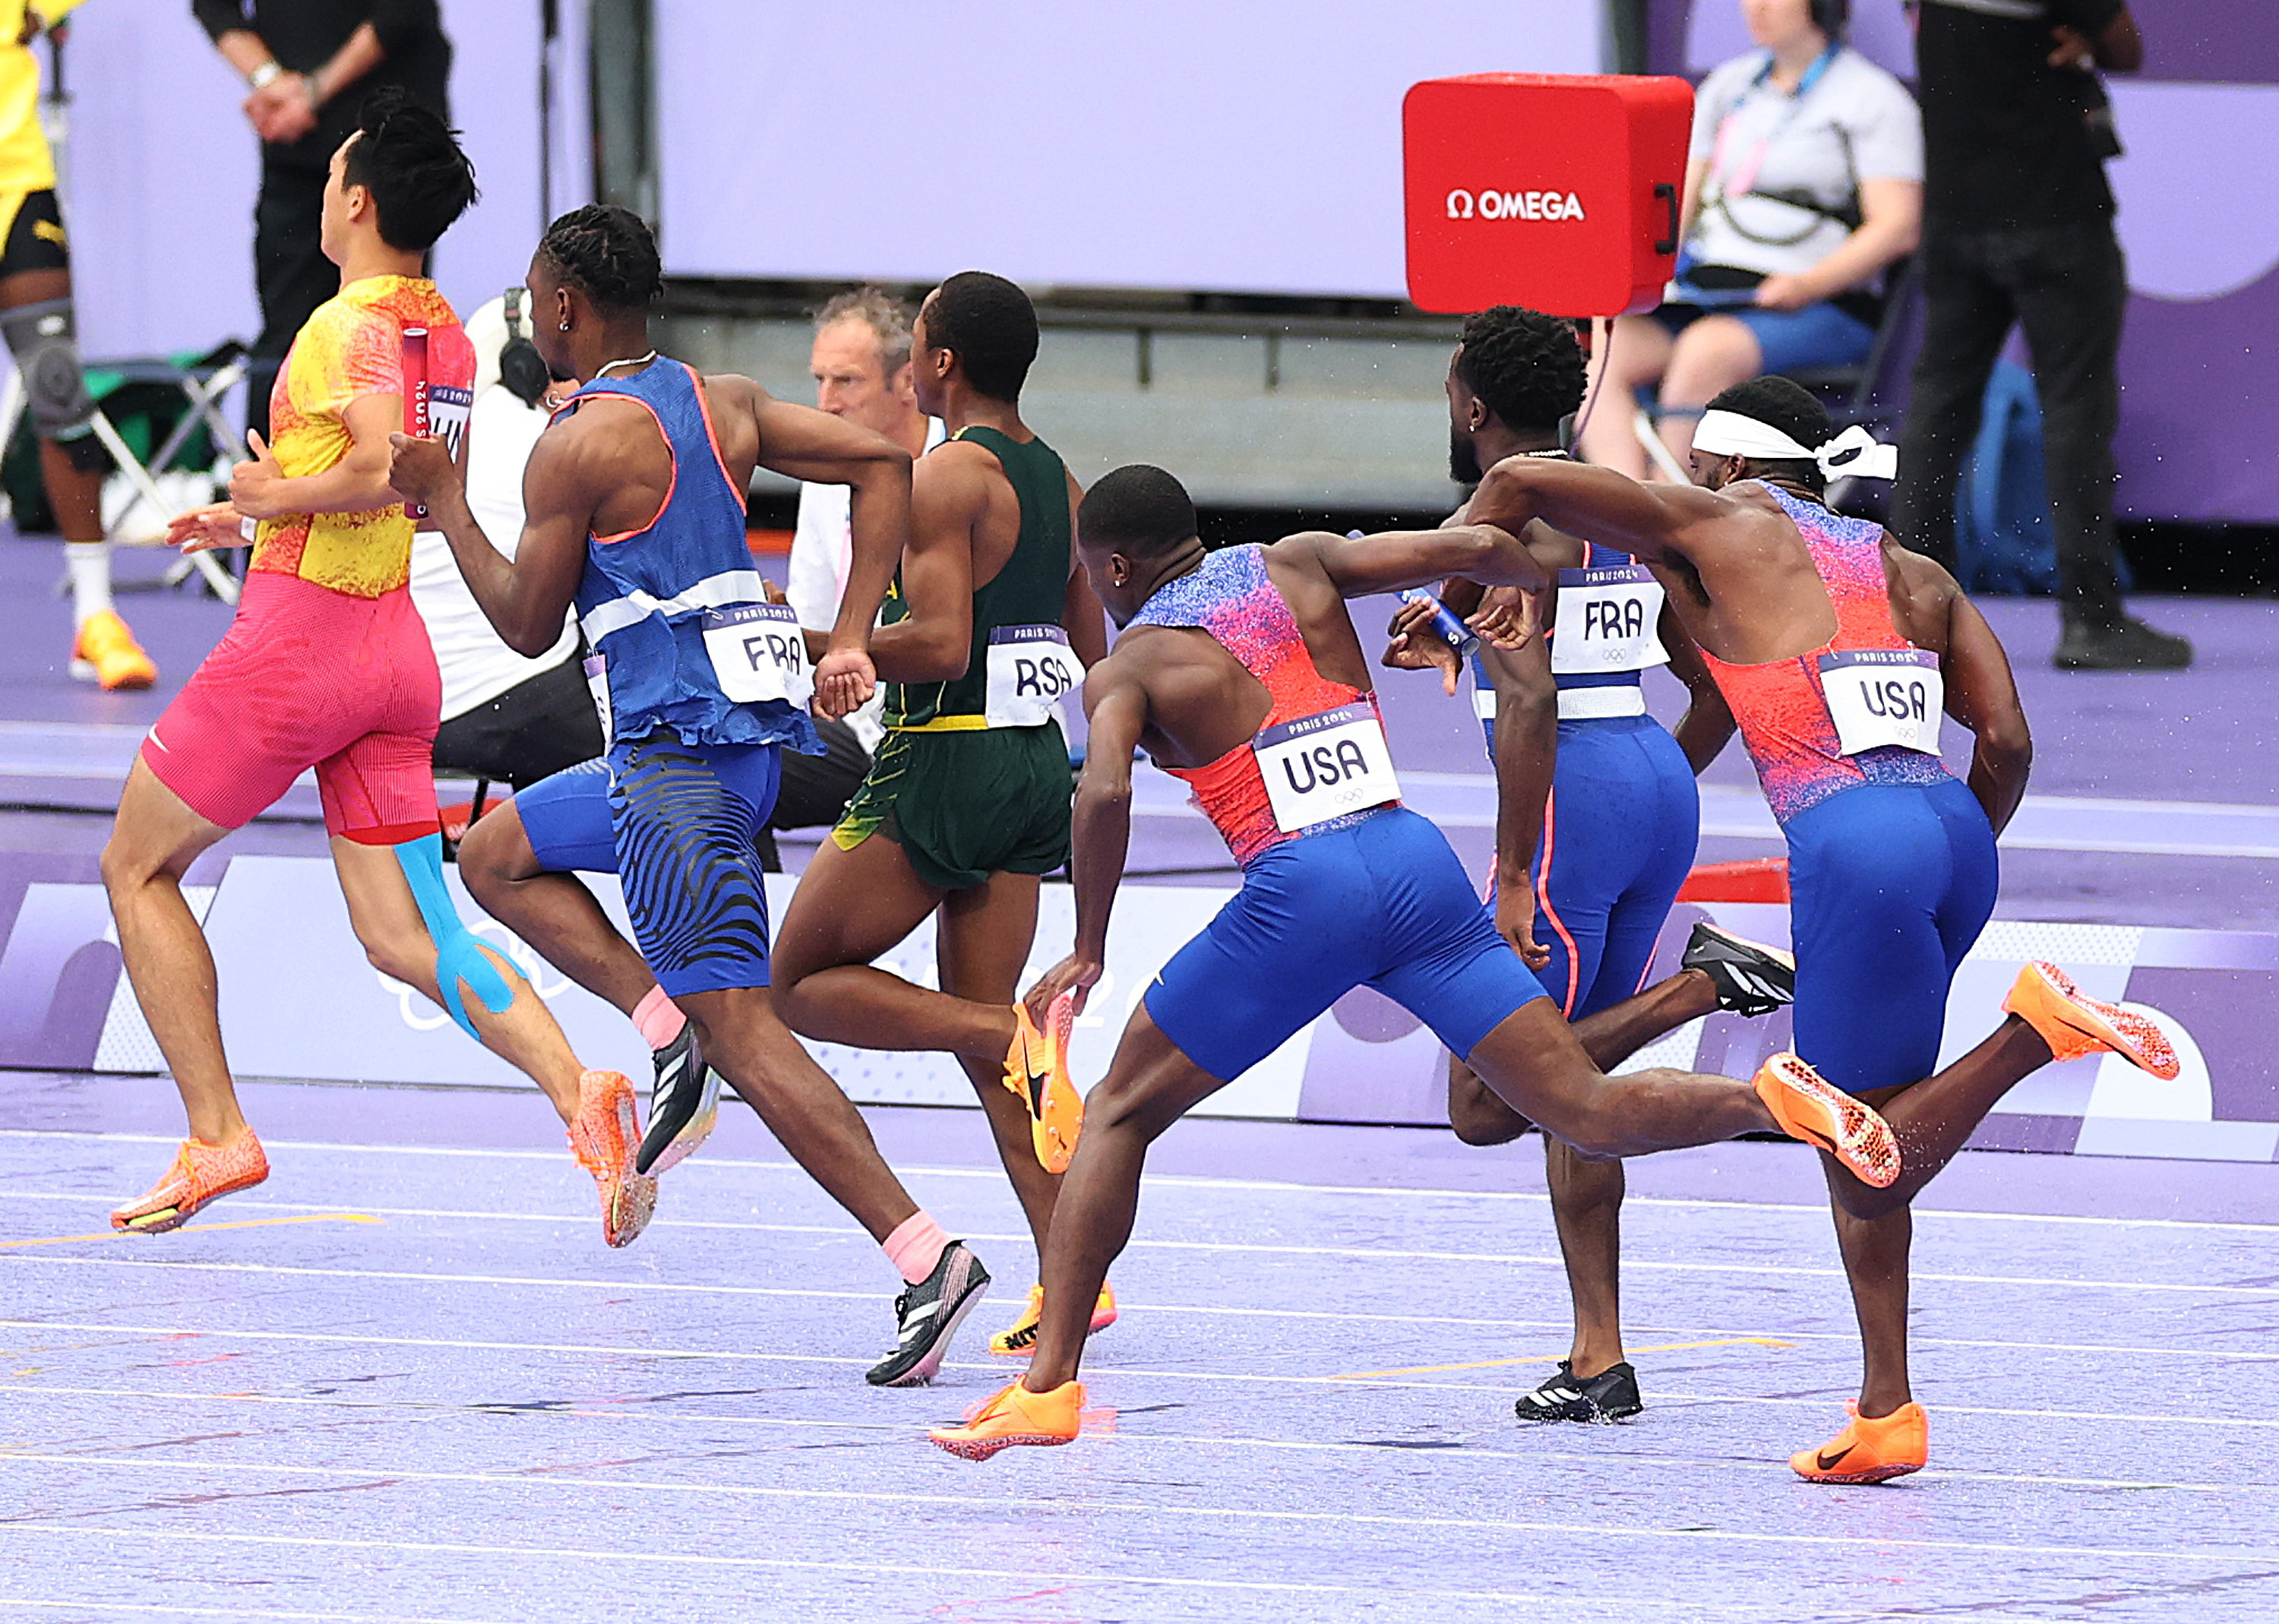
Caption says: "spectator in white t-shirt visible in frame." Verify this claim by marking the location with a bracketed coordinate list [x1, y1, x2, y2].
[416, 291, 600, 791]
[1577, 0, 1922, 480]
[785, 287, 943, 756]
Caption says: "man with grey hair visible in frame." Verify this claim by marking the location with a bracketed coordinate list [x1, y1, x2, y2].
[786, 288, 941, 732]
[744, 289, 944, 865]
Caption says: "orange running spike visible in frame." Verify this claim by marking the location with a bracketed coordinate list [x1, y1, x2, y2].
[2002, 961, 2181, 1079]
[1791, 1400, 1928, 1484]
[929, 1379, 1084, 1460]
[567, 1070, 657, 1248]
[111, 1130, 270, 1232]
[988, 1282, 1121, 1357]
[1753, 1052, 1901, 1188]
[1000, 993, 1085, 1174]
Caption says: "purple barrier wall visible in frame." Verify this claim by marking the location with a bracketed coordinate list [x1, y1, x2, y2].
[1648, 0, 2279, 525]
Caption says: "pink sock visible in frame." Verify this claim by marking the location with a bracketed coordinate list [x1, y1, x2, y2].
[631, 986, 685, 1051]
[882, 1211, 950, 1284]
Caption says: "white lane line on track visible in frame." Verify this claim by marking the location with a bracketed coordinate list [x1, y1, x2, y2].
[10, 1269, 2273, 1369]
[15, 1183, 2279, 1249]
[4, 1456, 2273, 1568]
[9, 1236, 2271, 1302]
[0, 1524, 1781, 1616]
[10, 1131, 2277, 1235]
[6, 1380, 2269, 1496]
[1, 1319, 2267, 1433]
[0, 1603, 506, 1624]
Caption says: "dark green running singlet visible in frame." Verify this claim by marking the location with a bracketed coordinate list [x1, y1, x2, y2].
[833, 425, 1079, 889]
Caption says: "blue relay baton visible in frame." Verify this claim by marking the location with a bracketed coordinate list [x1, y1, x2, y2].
[1399, 588, 1475, 650]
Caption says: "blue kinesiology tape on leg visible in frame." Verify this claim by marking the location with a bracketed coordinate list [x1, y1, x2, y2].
[394, 833, 514, 1040]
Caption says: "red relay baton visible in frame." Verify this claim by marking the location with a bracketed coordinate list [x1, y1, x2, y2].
[402, 324, 430, 523]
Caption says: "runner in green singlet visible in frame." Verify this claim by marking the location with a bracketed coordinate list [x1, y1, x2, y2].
[772, 271, 1118, 1358]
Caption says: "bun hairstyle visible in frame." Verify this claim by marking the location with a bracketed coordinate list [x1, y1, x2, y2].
[1809, 0, 1850, 41]
[340, 86, 478, 252]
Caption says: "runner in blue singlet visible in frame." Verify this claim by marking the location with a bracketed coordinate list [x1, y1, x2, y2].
[388, 205, 996, 1388]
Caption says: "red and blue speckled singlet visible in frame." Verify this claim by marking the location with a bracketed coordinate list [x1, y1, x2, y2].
[1131, 544, 1396, 865]
[1699, 485, 1951, 826]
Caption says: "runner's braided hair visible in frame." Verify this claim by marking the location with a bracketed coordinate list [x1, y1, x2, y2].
[1704, 375, 1833, 494]
[537, 204, 665, 311]
[1454, 307, 1585, 438]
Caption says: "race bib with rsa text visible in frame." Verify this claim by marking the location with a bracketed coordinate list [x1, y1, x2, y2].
[984, 624, 1085, 728]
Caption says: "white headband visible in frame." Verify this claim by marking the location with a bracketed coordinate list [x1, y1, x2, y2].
[1691, 410, 1900, 482]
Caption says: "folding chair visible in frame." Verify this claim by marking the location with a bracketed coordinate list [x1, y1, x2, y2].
[0, 346, 246, 605]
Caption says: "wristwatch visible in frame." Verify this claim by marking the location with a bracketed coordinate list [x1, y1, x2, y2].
[248, 59, 282, 90]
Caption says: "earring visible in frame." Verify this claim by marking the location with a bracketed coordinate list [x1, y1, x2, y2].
[558, 321, 571, 331]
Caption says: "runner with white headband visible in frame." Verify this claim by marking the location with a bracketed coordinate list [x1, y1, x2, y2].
[1689, 409, 1900, 481]
[1427, 371, 2182, 1486]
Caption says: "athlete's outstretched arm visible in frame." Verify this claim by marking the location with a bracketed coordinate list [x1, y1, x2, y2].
[866, 440, 985, 682]
[390, 423, 593, 658]
[1941, 589, 2033, 835]
[744, 381, 913, 678]
[1024, 659, 1147, 1021]
[1658, 607, 1737, 773]
[1288, 523, 1550, 598]
[1480, 637, 1554, 970]
[235, 396, 405, 520]
[1468, 457, 1729, 569]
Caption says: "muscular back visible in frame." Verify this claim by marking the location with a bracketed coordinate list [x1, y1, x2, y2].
[1112, 540, 1379, 770]
[558, 370, 770, 540]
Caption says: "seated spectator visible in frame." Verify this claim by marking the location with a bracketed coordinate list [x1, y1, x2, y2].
[1577, 0, 1921, 479]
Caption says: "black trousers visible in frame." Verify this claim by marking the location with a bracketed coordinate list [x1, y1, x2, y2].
[432, 656, 607, 791]
[247, 160, 337, 441]
[1890, 219, 2129, 627]
[754, 716, 873, 871]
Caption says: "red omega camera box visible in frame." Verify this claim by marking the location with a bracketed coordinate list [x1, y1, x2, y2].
[1403, 74, 1694, 318]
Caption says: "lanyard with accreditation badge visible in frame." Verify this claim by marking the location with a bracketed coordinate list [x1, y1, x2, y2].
[1700, 45, 1841, 240]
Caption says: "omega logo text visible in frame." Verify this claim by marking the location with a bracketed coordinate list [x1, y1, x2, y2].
[1445, 188, 1588, 223]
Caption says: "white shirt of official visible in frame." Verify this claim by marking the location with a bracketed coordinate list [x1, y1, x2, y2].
[1686, 46, 1923, 283]
[407, 295, 580, 722]
[786, 415, 947, 753]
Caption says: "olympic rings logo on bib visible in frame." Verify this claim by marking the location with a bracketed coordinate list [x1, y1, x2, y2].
[701, 602, 814, 710]
[1255, 702, 1403, 834]
[985, 624, 1084, 728]
[1819, 649, 1943, 757]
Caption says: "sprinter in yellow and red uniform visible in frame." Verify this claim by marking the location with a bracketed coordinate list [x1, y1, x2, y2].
[97, 93, 658, 1255]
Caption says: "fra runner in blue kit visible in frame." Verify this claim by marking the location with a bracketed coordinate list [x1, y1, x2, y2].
[926, 465, 1904, 1460]
[1383, 308, 1797, 1423]
[389, 204, 997, 1388]
[1449, 372, 2183, 1483]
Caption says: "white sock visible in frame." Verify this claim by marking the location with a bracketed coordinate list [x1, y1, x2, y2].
[66, 540, 112, 626]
